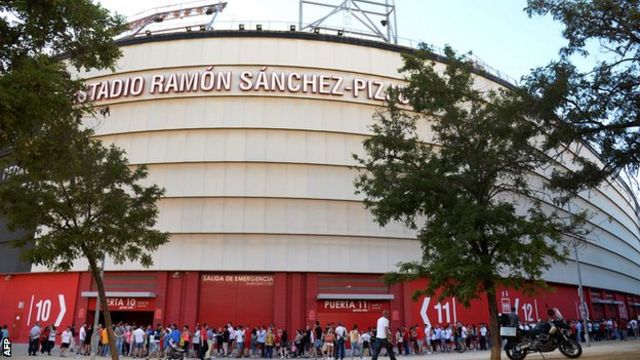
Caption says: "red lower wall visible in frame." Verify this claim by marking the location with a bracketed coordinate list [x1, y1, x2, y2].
[1, 271, 638, 343]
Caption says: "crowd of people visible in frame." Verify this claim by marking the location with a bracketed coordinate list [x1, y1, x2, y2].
[17, 313, 640, 359]
[550, 318, 638, 342]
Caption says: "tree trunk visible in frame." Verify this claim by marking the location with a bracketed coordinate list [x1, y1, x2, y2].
[87, 255, 120, 360]
[486, 285, 502, 360]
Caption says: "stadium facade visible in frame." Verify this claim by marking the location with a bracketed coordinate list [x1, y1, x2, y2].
[1, 30, 640, 342]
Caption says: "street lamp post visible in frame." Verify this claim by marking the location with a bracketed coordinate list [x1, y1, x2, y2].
[90, 255, 106, 360]
[573, 236, 591, 347]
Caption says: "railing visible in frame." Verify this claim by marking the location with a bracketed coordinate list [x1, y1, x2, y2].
[122, 18, 519, 86]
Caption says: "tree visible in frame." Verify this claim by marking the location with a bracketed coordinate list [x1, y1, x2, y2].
[523, 0, 640, 191]
[1, 0, 125, 155]
[0, 129, 169, 360]
[0, 3, 163, 360]
[354, 46, 584, 360]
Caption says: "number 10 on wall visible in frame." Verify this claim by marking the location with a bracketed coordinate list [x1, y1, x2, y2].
[26, 294, 66, 327]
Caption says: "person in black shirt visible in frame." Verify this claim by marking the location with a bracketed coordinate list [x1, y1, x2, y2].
[314, 322, 323, 357]
[222, 326, 230, 356]
[280, 330, 289, 358]
[302, 326, 311, 356]
[216, 328, 224, 356]
[509, 307, 520, 327]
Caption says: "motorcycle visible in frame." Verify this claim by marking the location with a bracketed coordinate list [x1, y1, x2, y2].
[502, 319, 582, 360]
[165, 345, 185, 360]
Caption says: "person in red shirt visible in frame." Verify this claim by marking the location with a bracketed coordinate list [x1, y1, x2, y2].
[415, 325, 424, 355]
[402, 327, 410, 355]
[198, 324, 208, 360]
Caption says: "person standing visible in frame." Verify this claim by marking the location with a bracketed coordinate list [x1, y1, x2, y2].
[47, 325, 57, 355]
[360, 329, 370, 358]
[194, 326, 201, 358]
[68, 324, 76, 355]
[182, 326, 192, 357]
[508, 307, 520, 327]
[235, 325, 245, 358]
[479, 323, 487, 351]
[100, 325, 110, 356]
[206, 326, 215, 359]
[60, 326, 72, 357]
[222, 325, 231, 357]
[133, 325, 146, 358]
[334, 323, 346, 360]
[199, 324, 209, 360]
[257, 326, 266, 358]
[28, 322, 41, 356]
[265, 328, 275, 359]
[83, 325, 93, 356]
[394, 328, 403, 356]
[371, 310, 395, 360]
[348, 325, 361, 360]
[280, 329, 289, 359]
[414, 325, 423, 355]
[227, 323, 236, 357]
[114, 323, 125, 355]
[313, 322, 323, 358]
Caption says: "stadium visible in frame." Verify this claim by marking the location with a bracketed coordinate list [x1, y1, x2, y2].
[1, 1, 639, 343]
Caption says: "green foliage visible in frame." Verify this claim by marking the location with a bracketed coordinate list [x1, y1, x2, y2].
[0, 0, 125, 71]
[0, 3, 162, 359]
[0, 130, 169, 271]
[0, 0, 126, 158]
[524, 0, 640, 191]
[354, 45, 585, 305]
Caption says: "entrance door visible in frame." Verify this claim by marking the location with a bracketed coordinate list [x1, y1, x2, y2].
[88, 311, 154, 327]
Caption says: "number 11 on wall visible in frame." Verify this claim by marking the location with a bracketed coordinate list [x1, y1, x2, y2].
[434, 298, 457, 324]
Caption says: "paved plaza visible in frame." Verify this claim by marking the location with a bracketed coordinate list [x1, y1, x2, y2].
[7, 340, 640, 360]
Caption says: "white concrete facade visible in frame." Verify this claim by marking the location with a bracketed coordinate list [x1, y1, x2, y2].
[45, 34, 640, 295]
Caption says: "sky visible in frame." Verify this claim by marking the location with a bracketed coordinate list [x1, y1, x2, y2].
[97, 0, 578, 82]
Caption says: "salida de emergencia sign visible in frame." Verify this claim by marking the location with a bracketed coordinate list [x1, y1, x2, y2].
[202, 274, 274, 286]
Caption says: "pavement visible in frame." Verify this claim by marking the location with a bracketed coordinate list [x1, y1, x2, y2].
[5, 340, 640, 360]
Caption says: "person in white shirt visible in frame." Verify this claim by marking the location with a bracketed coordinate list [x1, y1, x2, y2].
[28, 322, 41, 356]
[60, 327, 72, 357]
[360, 330, 371, 358]
[442, 326, 452, 353]
[133, 326, 146, 358]
[334, 323, 347, 360]
[371, 310, 396, 360]
[434, 326, 442, 352]
[630, 319, 639, 338]
[78, 324, 87, 355]
[460, 324, 468, 351]
[235, 325, 245, 356]
[424, 325, 432, 354]
[47, 326, 57, 355]
[479, 324, 488, 350]
[193, 328, 201, 358]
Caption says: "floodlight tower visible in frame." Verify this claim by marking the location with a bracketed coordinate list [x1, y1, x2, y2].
[126, 1, 227, 38]
[299, 0, 398, 44]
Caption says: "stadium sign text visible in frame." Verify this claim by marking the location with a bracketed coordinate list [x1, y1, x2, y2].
[78, 66, 409, 105]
